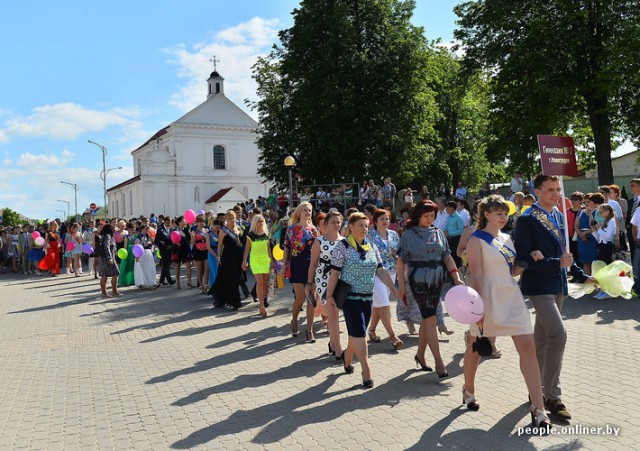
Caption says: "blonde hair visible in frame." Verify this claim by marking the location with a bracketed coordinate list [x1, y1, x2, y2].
[249, 214, 269, 237]
[598, 204, 615, 228]
[289, 201, 313, 226]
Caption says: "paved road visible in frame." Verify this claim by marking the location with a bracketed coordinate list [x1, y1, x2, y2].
[0, 270, 638, 450]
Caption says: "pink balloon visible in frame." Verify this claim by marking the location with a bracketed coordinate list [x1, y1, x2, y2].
[32, 231, 41, 239]
[34, 237, 45, 247]
[444, 285, 484, 325]
[170, 230, 181, 244]
[184, 209, 196, 224]
[132, 244, 144, 259]
[66, 241, 76, 251]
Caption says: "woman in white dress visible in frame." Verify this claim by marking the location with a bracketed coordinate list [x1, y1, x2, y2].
[134, 225, 157, 290]
[463, 195, 551, 431]
[306, 211, 344, 359]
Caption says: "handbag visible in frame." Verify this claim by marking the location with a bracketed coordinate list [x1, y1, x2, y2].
[333, 279, 351, 309]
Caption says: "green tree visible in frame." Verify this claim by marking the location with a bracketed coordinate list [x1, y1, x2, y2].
[250, 0, 439, 187]
[454, 0, 640, 184]
[0, 208, 22, 228]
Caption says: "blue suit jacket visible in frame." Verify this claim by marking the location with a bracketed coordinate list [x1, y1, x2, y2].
[514, 205, 588, 296]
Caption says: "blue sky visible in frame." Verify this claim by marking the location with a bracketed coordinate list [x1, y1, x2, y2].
[0, 0, 460, 220]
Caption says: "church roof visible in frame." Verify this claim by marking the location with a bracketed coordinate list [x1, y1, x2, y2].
[107, 175, 141, 192]
[172, 93, 257, 129]
[204, 187, 233, 204]
[134, 126, 169, 152]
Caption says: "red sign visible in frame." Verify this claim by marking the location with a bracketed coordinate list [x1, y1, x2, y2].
[537, 135, 579, 177]
[90, 203, 97, 210]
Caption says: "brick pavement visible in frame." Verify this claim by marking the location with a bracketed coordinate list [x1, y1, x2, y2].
[0, 269, 638, 450]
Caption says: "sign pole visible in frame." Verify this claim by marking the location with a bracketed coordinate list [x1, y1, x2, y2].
[558, 176, 570, 253]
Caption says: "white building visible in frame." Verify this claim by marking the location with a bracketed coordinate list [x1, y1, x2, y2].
[107, 71, 266, 218]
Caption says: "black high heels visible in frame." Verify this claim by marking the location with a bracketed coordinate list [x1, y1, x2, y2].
[363, 379, 374, 389]
[328, 343, 335, 355]
[462, 387, 480, 411]
[414, 355, 433, 372]
[530, 405, 552, 434]
[343, 358, 354, 374]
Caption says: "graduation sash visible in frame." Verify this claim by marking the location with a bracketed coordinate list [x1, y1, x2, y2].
[471, 230, 516, 272]
[525, 204, 564, 250]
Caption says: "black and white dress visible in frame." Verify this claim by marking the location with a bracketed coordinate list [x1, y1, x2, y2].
[314, 235, 343, 304]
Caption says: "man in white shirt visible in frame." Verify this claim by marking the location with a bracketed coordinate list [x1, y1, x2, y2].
[630, 202, 640, 295]
[510, 172, 524, 193]
[454, 182, 467, 200]
[456, 200, 471, 227]
[434, 197, 448, 229]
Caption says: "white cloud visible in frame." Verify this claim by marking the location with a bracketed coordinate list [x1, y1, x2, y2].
[0, 103, 144, 142]
[15, 149, 74, 167]
[165, 17, 281, 115]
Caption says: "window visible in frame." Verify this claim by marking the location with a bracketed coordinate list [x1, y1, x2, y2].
[129, 191, 133, 215]
[215, 82, 220, 94]
[194, 186, 200, 203]
[137, 159, 141, 175]
[213, 145, 226, 169]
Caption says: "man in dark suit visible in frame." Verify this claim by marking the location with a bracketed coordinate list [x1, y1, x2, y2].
[155, 216, 175, 285]
[514, 174, 593, 421]
[626, 179, 640, 262]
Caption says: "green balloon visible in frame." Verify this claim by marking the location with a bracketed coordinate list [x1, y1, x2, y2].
[156, 249, 161, 258]
[117, 248, 128, 260]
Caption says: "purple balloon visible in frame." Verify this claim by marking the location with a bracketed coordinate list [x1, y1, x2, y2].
[197, 209, 205, 215]
[82, 244, 94, 254]
[132, 244, 144, 259]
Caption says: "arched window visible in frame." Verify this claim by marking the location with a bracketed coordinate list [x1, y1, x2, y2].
[194, 186, 200, 203]
[122, 193, 126, 217]
[129, 191, 133, 215]
[137, 159, 141, 175]
[213, 145, 226, 169]
[215, 82, 221, 94]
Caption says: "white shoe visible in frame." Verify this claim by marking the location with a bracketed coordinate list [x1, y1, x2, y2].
[66, 268, 71, 275]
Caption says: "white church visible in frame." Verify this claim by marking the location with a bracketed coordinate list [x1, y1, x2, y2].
[107, 70, 268, 218]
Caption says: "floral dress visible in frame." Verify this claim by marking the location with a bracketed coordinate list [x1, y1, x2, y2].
[367, 228, 400, 308]
[284, 224, 319, 284]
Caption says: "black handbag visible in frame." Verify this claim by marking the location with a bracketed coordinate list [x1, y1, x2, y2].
[333, 279, 351, 309]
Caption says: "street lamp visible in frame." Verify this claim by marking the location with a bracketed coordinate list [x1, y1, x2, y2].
[57, 200, 70, 219]
[60, 181, 79, 222]
[88, 140, 108, 214]
[56, 210, 67, 221]
[284, 156, 296, 213]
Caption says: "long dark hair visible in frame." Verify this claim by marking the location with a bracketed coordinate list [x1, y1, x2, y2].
[406, 200, 437, 229]
[102, 223, 114, 236]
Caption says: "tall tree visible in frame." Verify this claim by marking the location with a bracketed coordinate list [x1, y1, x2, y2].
[250, 0, 438, 187]
[454, 0, 640, 184]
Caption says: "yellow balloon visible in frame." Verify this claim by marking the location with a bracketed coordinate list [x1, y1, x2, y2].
[521, 206, 531, 214]
[272, 244, 284, 260]
[505, 200, 517, 216]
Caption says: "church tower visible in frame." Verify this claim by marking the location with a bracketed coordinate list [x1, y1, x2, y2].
[207, 56, 224, 99]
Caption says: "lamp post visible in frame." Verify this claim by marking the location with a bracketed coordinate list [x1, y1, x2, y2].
[57, 200, 70, 219]
[100, 166, 123, 213]
[60, 181, 79, 222]
[284, 156, 296, 213]
[88, 140, 108, 214]
[56, 210, 67, 221]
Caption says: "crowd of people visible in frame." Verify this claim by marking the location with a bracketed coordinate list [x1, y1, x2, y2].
[2, 174, 638, 434]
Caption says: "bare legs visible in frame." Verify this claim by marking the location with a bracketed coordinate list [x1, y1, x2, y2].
[417, 316, 446, 374]
[325, 302, 342, 357]
[255, 273, 269, 316]
[292, 283, 314, 340]
[195, 260, 204, 290]
[343, 336, 370, 381]
[368, 306, 402, 346]
[463, 333, 545, 412]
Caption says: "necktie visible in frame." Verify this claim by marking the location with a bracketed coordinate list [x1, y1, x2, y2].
[630, 197, 639, 224]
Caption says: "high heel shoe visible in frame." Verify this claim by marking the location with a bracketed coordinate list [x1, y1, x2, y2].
[462, 387, 480, 411]
[367, 330, 381, 343]
[414, 355, 433, 372]
[437, 370, 449, 378]
[343, 358, 354, 374]
[390, 336, 404, 350]
[530, 405, 552, 434]
[438, 325, 455, 336]
[328, 343, 335, 356]
[306, 330, 316, 343]
[259, 306, 268, 318]
[362, 378, 374, 389]
[290, 319, 298, 337]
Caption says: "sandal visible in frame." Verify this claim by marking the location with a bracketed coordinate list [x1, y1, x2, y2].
[259, 306, 268, 318]
[290, 319, 298, 337]
[187, 283, 194, 289]
[390, 336, 404, 350]
[367, 330, 381, 343]
[306, 329, 316, 343]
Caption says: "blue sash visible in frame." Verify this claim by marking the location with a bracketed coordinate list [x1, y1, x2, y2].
[524, 204, 564, 250]
[471, 230, 516, 272]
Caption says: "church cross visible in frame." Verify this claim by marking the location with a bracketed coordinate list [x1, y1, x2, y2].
[210, 56, 220, 72]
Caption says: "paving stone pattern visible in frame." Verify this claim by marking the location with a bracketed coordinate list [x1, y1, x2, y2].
[0, 271, 638, 450]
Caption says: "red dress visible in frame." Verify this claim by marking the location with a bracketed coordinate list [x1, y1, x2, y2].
[39, 232, 61, 274]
